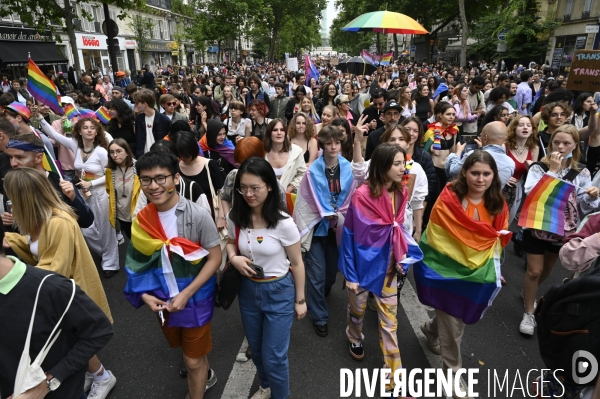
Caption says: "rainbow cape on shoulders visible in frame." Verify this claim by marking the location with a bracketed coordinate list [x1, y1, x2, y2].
[414, 185, 511, 324]
[124, 203, 215, 328]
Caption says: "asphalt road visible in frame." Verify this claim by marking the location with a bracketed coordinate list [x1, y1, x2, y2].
[94, 232, 569, 399]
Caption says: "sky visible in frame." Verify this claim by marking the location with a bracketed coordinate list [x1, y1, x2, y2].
[326, 0, 338, 31]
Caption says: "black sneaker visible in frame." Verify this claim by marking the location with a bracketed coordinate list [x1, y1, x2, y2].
[179, 360, 188, 377]
[205, 368, 217, 391]
[349, 342, 364, 361]
[102, 270, 119, 279]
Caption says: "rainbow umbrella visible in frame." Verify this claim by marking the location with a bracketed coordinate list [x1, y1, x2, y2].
[342, 11, 429, 35]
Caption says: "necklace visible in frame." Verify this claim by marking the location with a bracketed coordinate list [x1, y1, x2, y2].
[82, 146, 95, 154]
[514, 147, 526, 155]
[325, 163, 339, 178]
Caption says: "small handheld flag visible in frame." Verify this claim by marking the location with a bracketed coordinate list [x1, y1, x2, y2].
[95, 107, 112, 124]
[78, 109, 97, 120]
[518, 174, 575, 236]
[64, 104, 80, 120]
[30, 128, 62, 177]
[27, 58, 63, 115]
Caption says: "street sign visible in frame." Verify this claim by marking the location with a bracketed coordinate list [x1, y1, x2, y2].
[498, 30, 507, 41]
[102, 19, 119, 38]
[497, 42, 507, 53]
[411, 45, 416, 52]
[586, 25, 599, 34]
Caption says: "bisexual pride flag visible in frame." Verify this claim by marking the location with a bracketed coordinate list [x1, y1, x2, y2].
[414, 186, 511, 324]
[518, 174, 575, 236]
[304, 54, 320, 84]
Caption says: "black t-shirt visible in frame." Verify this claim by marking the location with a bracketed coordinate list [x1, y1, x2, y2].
[108, 121, 136, 149]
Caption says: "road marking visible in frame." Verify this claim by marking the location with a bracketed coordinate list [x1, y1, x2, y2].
[220, 337, 257, 399]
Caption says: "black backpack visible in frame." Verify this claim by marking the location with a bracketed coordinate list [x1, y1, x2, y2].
[536, 264, 600, 387]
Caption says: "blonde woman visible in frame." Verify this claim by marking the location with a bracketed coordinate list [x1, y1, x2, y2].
[288, 112, 318, 166]
[300, 96, 321, 124]
[3, 168, 116, 397]
[315, 105, 339, 134]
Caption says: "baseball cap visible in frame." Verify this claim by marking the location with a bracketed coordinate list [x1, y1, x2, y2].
[383, 101, 403, 113]
[112, 87, 124, 93]
[6, 102, 31, 122]
[116, 71, 126, 77]
[61, 96, 75, 105]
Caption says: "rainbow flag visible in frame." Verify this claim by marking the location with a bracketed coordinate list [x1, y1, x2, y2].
[380, 51, 394, 66]
[64, 104, 80, 120]
[339, 184, 423, 296]
[286, 192, 296, 215]
[31, 128, 62, 177]
[27, 58, 63, 115]
[361, 50, 375, 64]
[518, 174, 575, 236]
[124, 203, 215, 328]
[95, 106, 112, 124]
[413, 186, 511, 324]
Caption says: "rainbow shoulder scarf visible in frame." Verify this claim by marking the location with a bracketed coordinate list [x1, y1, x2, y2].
[339, 184, 423, 296]
[124, 203, 215, 328]
[414, 185, 511, 324]
[423, 123, 458, 152]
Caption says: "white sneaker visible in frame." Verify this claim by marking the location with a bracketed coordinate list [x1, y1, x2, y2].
[84, 372, 94, 392]
[519, 312, 536, 335]
[452, 377, 472, 399]
[250, 386, 271, 399]
[420, 322, 441, 355]
[87, 370, 116, 399]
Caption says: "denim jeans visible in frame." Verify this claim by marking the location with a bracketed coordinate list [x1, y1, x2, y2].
[239, 273, 295, 399]
[304, 229, 339, 325]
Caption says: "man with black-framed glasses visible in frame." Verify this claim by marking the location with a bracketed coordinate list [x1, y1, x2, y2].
[125, 151, 222, 399]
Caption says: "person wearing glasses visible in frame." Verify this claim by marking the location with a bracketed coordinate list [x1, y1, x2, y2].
[335, 94, 358, 129]
[226, 157, 306, 399]
[124, 151, 222, 399]
[160, 94, 188, 124]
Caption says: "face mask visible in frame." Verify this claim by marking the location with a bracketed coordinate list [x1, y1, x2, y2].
[563, 152, 573, 159]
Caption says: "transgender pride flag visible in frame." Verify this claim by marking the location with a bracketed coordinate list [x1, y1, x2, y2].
[304, 54, 319, 83]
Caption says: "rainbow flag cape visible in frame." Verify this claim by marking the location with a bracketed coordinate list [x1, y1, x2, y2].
[293, 156, 356, 247]
[518, 174, 575, 236]
[64, 104, 80, 120]
[199, 134, 235, 166]
[124, 203, 215, 328]
[339, 184, 423, 296]
[95, 106, 112, 124]
[413, 186, 511, 324]
[27, 58, 63, 115]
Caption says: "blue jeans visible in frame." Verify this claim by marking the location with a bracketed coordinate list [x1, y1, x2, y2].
[239, 273, 295, 399]
[304, 230, 339, 325]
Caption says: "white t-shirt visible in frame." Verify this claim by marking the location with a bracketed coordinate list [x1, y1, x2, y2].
[144, 114, 155, 154]
[158, 205, 178, 239]
[227, 213, 300, 277]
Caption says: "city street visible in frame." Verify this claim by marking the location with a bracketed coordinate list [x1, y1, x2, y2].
[97, 233, 569, 399]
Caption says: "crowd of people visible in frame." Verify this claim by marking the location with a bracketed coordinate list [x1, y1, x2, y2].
[1, 57, 600, 399]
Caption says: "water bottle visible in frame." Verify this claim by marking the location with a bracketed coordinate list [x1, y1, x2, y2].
[63, 119, 72, 138]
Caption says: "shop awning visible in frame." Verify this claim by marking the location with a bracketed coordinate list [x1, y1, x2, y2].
[0, 41, 68, 66]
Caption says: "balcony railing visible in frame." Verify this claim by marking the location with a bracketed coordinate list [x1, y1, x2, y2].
[147, 0, 171, 10]
[564, 14, 571, 21]
[582, 10, 591, 19]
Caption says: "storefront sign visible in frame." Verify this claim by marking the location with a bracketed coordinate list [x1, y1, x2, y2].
[551, 44, 563, 70]
[566, 50, 600, 92]
[76, 33, 107, 50]
[125, 39, 137, 49]
[586, 25, 600, 34]
[144, 41, 173, 52]
[576, 35, 588, 49]
[0, 26, 53, 41]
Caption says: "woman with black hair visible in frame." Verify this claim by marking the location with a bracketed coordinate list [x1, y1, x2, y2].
[481, 105, 510, 128]
[178, 131, 224, 220]
[194, 95, 220, 139]
[572, 92, 595, 130]
[486, 86, 515, 115]
[413, 84, 434, 123]
[235, 76, 247, 100]
[330, 117, 354, 162]
[226, 157, 306, 399]
[285, 85, 307, 122]
[199, 119, 236, 178]
[315, 83, 338, 117]
[108, 98, 136, 151]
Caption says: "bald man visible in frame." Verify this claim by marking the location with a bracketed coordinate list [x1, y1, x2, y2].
[445, 121, 516, 188]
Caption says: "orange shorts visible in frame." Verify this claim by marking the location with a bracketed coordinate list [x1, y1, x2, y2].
[159, 312, 213, 358]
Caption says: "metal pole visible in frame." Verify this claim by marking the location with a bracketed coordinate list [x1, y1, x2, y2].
[103, 2, 118, 75]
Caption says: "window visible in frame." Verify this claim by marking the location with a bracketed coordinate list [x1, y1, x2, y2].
[584, 0, 593, 12]
[12, 13, 20, 22]
[157, 20, 164, 40]
[564, 0, 574, 19]
[80, 4, 95, 32]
